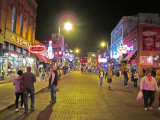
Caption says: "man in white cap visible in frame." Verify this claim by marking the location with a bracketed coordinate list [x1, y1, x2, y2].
[49, 66, 58, 103]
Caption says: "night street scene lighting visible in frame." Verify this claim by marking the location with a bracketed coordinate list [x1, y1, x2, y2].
[0, 0, 160, 119]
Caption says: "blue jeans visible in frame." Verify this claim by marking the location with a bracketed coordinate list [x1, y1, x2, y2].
[124, 78, 128, 86]
[99, 77, 103, 86]
[50, 85, 57, 102]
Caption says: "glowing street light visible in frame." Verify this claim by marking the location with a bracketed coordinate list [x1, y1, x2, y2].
[92, 54, 95, 57]
[57, 22, 73, 66]
[75, 49, 80, 54]
[101, 42, 106, 47]
[64, 22, 72, 31]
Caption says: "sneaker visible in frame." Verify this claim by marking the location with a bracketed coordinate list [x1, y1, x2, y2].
[145, 108, 148, 111]
[20, 106, 24, 109]
[148, 107, 153, 110]
[158, 107, 160, 111]
[15, 108, 19, 112]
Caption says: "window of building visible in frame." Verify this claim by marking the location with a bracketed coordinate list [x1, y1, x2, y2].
[9, 44, 15, 51]
[19, 14, 23, 36]
[26, 19, 28, 39]
[12, 8, 16, 32]
[23, 49, 27, 54]
[17, 47, 22, 53]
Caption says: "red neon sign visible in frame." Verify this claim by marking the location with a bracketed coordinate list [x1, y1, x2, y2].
[29, 45, 46, 53]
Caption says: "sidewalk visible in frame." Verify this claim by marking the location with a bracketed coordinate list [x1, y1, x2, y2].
[0, 72, 72, 113]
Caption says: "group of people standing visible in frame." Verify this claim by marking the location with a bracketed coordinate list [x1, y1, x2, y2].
[13, 66, 60, 113]
[13, 66, 36, 113]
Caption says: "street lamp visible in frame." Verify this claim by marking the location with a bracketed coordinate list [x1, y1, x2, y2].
[57, 22, 72, 66]
[64, 22, 72, 31]
[100, 42, 106, 48]
[75, 49, 80, 54]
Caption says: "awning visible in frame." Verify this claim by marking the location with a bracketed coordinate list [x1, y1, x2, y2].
[124, 50, 137, 61]
[35, 53, 52, 64]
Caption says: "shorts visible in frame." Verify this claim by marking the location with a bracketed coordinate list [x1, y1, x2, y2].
[107, 78, 112, 83]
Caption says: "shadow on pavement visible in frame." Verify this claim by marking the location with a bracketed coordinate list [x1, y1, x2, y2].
[36, 103, 55, 120]
[13, 111, 34, 120]
[114, 88, 135, 93]
[0, 112, 16, 120]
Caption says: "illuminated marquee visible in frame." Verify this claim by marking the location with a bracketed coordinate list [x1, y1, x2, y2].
[29, 45, 46, 53]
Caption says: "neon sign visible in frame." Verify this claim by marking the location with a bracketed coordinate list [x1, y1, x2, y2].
[29, 45, 46, 53]
[46, 41, 54, 59]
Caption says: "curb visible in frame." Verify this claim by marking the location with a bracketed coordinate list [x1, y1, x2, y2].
[0, 71, 73, 113]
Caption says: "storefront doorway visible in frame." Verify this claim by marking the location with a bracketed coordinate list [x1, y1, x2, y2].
[0, 57, 7, 80]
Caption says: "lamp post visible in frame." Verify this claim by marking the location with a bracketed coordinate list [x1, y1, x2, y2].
[57, 22, 72, 66]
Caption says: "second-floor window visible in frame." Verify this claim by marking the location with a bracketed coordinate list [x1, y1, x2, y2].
[12, 8, 16, 32]
[19, 14, 23, 36]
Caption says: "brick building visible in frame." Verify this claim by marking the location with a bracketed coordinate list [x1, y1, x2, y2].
[0, 0, 37, 80]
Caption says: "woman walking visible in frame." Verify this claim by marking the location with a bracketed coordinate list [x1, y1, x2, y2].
[140, 70, 158, 111]
[99, 68, 104, 87]
[13, 70, 23, 112]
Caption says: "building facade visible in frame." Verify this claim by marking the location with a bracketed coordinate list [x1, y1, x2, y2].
[119, 13, 160, 75]
[0, 0, 37, 80]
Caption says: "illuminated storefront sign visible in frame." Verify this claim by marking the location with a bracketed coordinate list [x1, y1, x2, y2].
[118, 44, 133, 55]
[98, 58, 107, 63]
[140, 56, 153, 65]
[29, 45, 46, 53]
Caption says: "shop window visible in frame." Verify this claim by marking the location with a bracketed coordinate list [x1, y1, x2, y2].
[19, 14, 23, 36]
[9, 44, 15, 51]
[4, 42, 7, 49]
[17, 47, 22, 53]
[28, 52, 30, 56]
[23, 49, 27, 54]
[12, 8, 16, 32]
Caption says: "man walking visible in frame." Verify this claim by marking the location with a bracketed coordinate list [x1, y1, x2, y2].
[124, 68, 129, 87]
[22, 66, 36, 113]
[49, 66, 58, 103]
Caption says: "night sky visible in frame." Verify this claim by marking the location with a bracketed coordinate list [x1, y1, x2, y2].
[35, 0, 160, 56]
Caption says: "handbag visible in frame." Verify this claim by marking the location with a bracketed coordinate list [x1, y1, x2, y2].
[136, 91, 143, 102]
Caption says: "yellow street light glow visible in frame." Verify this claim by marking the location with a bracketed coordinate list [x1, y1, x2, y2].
[64, 22, 72, 31]
[101, 42, 105, 47]
[92, 54, 95, 57]
[75, 49, 80, 53]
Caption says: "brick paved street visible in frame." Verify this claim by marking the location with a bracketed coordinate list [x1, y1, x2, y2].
[0, 71, 160, 120]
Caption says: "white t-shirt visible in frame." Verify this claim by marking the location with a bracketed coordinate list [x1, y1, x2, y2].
[100, 72, 103, 77]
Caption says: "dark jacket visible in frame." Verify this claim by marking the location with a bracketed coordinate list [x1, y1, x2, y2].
[123, 71, 128, 79]
[49, 70, 58, 86]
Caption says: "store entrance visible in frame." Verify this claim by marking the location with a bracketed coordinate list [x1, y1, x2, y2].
[0, 57, 7, 81]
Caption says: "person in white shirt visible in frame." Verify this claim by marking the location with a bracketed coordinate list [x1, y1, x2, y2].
[99, 68, 104, 87]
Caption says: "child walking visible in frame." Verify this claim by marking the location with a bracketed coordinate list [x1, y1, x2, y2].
[13, 70, 23, 112]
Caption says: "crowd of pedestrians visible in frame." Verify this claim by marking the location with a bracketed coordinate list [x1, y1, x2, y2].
[95, 66, 160, 111]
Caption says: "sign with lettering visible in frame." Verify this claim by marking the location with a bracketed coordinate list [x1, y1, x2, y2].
[5, 29, 31, 49]
[140, 56, 153, 65]
[29, 45, 46, 53]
